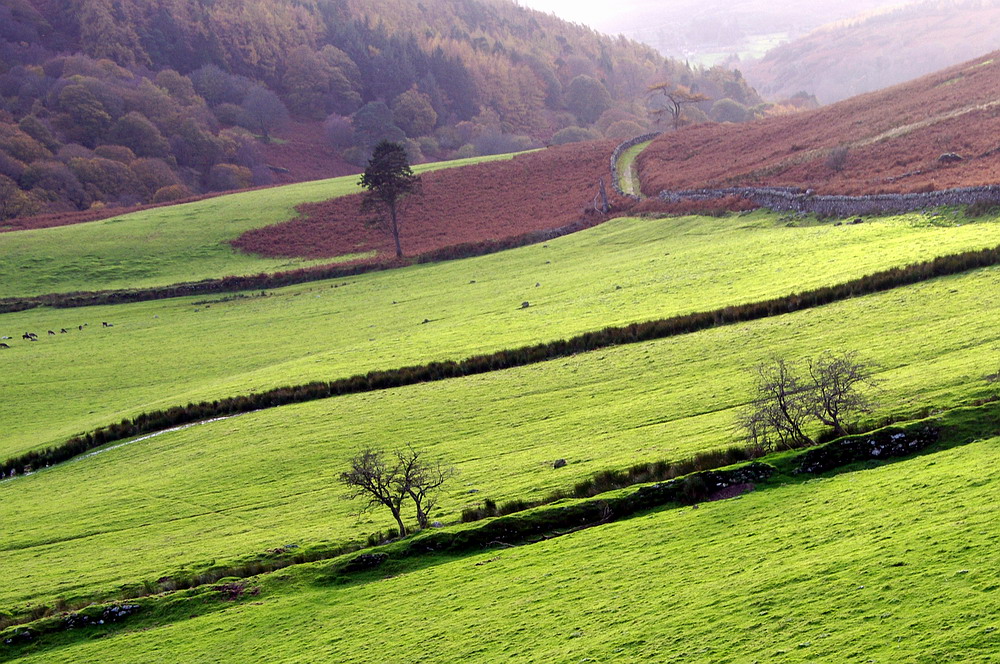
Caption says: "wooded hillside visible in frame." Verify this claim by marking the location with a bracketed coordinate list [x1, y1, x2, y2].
[0, 0, 763, 220]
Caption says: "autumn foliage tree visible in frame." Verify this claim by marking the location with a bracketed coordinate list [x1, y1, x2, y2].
[648, 83, 710, 131]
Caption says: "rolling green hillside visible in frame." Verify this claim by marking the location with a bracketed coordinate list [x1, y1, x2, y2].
[2, 260, 996, 610]
[10, 430, 1000, 662]
[4, 210, 1000, 458]
[0, 153, 512, 299]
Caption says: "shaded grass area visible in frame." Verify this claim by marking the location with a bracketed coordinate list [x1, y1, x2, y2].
[1, 265, 997, 610]
[0, 154, 515, 299]
[7, 412, 1000, 663]
[3, 211, 1000, 459]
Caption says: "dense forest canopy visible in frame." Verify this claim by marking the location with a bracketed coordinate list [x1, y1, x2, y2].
[0, 0, 764, 219]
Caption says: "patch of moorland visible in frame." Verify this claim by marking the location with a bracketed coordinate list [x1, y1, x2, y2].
[0, 153, 515, 299]
[3, 211, 1000, 459]
[7, 418, 1000, 663]
[231, 141, 625, 260]
[0, 263, 996, 610]
[638, 50, 1000, 196]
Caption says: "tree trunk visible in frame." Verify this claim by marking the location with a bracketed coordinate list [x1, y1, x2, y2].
[389, 200, 403, 258]
[391, 508, 407, 538]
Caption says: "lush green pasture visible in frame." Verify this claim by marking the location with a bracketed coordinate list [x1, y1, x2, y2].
[2, 265, 997, 609]
[0, 154, 514, 299]
[3, 211, 1000, 459]
[15, 432, 1000, 663]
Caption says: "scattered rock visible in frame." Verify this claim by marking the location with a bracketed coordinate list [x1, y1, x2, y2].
[421, 318, 430, 324]
[535, 282, 540, 287]
[938, 152, 964, 163]
[850, 217, 864, 224]
[553, 458, 567, 469]
[521, 301, 530, 309]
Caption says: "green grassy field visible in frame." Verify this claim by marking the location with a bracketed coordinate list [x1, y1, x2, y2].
[0, 154, 515, 299]
[12, 430, 1000, 663]
[3, 210, 1000, 460]
[2, 262, 996, 610]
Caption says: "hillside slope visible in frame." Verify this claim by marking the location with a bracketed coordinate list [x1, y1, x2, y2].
[743, 0, 1000, 103]
[0, 0, 760, 218]
[637, 50, 1000, 195]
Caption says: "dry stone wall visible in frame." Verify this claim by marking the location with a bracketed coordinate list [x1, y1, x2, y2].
[610, 134, 1000, 214]
[658, 184, 1000, 216]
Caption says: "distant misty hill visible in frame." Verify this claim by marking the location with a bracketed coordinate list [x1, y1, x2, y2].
[742, 0, 1000, 103]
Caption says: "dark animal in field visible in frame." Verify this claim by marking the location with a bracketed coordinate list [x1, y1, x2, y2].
[0, 343, 9, 349]
[102, 322, 108, 327]
[22, 333, 32, 340]
[60, 329, 67, 334]
[78, 325, 83, 331]
[48, 330, 55, 335]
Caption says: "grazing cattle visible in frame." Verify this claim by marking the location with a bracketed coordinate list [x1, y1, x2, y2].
[48, 330, 55, 335]
[22, 333, 31, 340]
[78, 325, 83, 331]
[1, 336, 9, 340]
[102, 322, 108, 327]
[0, 343, 9, 349]
[60, 329, 67, 334]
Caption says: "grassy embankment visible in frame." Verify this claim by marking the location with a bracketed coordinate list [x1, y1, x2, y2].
[2, 258, 997, 610]
[9, 423, 1000, 662]
[0, 153, 516, 300]
[3, 211, 1000, 460]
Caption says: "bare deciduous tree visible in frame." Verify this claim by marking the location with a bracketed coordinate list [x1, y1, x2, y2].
[738, 352, 879, 451]
[806, 351, 880, 436]
[740, 358, 815, 451]
[340, 446, 453, 537]
[396, 447, 454, 529]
